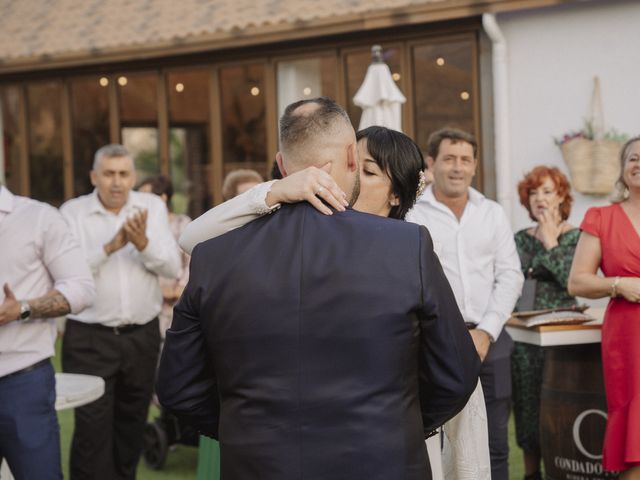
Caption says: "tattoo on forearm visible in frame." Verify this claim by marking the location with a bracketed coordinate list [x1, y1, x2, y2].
[30, 291, 71, 318]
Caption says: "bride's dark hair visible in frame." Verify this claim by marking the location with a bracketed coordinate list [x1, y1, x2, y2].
[356, 126, 424, 220]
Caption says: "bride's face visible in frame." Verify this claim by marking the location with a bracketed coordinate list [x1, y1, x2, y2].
[352, 138, 399, 218]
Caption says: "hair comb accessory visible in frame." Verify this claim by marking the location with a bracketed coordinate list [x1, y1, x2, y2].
[416, 170, 427, 197]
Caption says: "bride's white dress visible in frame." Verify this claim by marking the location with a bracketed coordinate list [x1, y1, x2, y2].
[178, 182, 492, 479]
[441, 381, 491, 479]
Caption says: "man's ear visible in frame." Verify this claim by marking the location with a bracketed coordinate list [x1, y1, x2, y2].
[90, 170, 97, 187]
[346, 142, 358, 172]
[275, 152, 288, 178]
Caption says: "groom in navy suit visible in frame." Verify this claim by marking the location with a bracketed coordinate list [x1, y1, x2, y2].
[157, 97, 480, 480]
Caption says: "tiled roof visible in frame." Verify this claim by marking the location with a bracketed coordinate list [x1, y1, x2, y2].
[0, 0, 561, 71]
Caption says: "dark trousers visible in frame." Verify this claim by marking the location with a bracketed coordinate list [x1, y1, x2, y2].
[62, 318, 160, 480]
[0, 361, 62, 480]
[479, 328, 513, 480]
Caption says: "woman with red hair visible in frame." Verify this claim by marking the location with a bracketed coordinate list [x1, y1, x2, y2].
[512, 166, 579, 480]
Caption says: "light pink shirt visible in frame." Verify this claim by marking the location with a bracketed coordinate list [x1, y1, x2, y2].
[0, 186, 96, 376]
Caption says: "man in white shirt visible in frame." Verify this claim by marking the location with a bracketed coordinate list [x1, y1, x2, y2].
[60, 144, 180, 480]
[407, 128, 523, 480]
[0, 184, 95, 479]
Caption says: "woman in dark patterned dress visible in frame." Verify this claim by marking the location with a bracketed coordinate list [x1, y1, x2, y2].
[512, 166, 579, 480]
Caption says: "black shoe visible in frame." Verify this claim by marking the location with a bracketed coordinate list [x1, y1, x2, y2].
[524, 472, 542, 480]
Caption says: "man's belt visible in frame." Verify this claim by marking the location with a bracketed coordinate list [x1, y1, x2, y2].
[68, 319, 150, 336]
[0, 358, 50, 380]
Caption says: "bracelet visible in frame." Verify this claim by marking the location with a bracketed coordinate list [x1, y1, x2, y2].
[611, 276, 621, 298]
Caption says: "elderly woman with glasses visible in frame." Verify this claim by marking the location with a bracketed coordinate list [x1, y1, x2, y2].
[512, 166, 579, 480]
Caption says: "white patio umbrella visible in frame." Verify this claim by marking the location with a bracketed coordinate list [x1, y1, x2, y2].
[353, 45, 407, 132]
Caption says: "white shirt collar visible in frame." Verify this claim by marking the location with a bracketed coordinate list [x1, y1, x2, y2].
[420, 184, 485, 208]
[89, 189, 144, 215]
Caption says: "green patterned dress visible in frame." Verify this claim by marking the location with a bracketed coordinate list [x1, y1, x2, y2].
[511, 228, 580, 454]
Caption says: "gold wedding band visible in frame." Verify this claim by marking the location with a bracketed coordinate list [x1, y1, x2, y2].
[316, 187, 324, 196]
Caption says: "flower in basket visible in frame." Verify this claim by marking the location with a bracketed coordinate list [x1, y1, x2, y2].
[554, 120, 628, 146]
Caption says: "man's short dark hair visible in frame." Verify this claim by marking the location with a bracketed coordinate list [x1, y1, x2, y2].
[426, 128, 478, 160]
[279, 97, 351, 153]
[138, 174, 174, 205]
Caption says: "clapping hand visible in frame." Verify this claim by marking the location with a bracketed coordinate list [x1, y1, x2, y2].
[0, 283, 20, 325]
[267, 163, 349, 215]
[104, 225, 128, 256]
[103, 209, 149, 255]
[123, 209, 149, 251]
[536, 208, 563, 250]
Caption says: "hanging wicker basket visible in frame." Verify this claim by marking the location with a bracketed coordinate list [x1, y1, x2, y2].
[561, 138, 622, 195]
[559, 77, 623, 196]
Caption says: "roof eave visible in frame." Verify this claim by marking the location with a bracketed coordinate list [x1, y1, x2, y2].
[0, 0, 574, 75]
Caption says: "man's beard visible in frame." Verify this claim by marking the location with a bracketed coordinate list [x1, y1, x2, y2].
[349, 166, 361, 206]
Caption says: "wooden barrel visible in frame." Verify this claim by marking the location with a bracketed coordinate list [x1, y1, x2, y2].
[540, 344, 618, 479]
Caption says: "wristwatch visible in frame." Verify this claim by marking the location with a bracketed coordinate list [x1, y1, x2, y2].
[19, 301, 31, 322]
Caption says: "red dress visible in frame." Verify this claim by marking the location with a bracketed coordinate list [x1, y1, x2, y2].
[582, 204, 640, 471]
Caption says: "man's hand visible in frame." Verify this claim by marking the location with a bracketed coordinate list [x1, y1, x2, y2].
[0, 283, 21, 326]
[266, 163, 348, 215]
[104, 225, 129, 256]
[469, 329, 492, 362]
[123, 209, 149, 251]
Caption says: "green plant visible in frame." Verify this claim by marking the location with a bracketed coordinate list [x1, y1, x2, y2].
[554, 120, 629, 146]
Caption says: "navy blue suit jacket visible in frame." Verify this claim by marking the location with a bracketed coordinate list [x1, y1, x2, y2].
[158, 203, 480, 480]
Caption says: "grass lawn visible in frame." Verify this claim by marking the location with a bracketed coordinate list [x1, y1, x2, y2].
[52, 338, 525, 479]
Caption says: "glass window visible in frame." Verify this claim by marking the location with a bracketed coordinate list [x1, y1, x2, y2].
[276, 57, 337, 118]
[71, 76, 110, 196]
[119, 72, 159, 181]
[344, 46, 403, 129]
[219, 64, 268, 179]
[122, 127, 159, 182]
[27, 82, 64, 205]
[411, 38, 477, 154]
[167, 70, 211, 218]
[1, 85, 23, 193]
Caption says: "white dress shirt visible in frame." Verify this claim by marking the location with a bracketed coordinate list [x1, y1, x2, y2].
[0, 186, 96, 376]
[60, 190, 180, 327]
[406, 185, 523, 341]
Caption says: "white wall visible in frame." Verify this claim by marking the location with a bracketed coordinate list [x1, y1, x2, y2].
[497, 0, 640, 231]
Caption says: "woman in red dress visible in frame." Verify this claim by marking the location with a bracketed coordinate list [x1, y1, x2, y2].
[569, 136, 640, 479]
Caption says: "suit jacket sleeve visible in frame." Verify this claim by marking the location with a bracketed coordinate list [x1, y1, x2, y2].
[416, 225, 481, 435]
[156, 244, 220, 438]
[179, 181, 279, 255]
